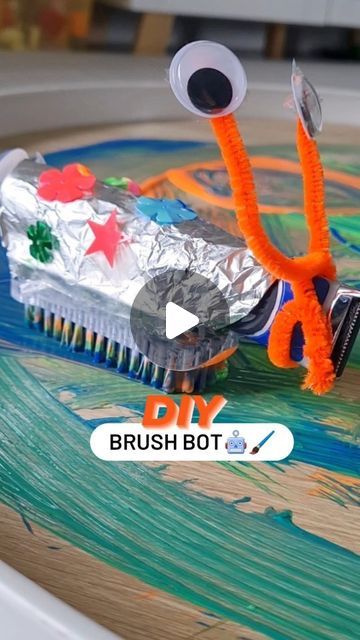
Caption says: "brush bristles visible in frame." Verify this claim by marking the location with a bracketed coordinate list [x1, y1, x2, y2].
[24, 305, 227, 393]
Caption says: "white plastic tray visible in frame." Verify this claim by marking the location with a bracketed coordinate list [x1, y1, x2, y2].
[0, 52, 359, 137]
[0, 561, 120, 640]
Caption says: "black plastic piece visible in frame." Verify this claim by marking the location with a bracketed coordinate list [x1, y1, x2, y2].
[331, 296, 360, 377]
[187, 68, 233, 114]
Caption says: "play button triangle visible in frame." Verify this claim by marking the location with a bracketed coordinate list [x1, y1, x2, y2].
[165, 301, 199, 340]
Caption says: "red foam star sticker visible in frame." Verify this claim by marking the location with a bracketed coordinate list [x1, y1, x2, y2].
[85, 210, 127, 267]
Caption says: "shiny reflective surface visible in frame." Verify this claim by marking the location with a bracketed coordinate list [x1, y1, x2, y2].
[0, 159, 271, 352]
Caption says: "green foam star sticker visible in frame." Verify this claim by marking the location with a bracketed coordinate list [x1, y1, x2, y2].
[27, 221, 60, 264]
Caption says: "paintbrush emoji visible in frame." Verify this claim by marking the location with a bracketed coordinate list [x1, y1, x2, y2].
[250, 430, 275, 455]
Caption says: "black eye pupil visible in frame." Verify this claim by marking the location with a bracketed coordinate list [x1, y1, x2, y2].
[187, 68, 233, 114]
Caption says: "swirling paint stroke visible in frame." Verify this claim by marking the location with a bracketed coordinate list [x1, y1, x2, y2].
[0, 356, 359, 640]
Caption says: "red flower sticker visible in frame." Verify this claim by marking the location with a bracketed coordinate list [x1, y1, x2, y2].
[38, 163, 96, 203]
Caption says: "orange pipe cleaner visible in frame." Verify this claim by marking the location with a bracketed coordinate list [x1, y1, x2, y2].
[211, 115, 337, 394]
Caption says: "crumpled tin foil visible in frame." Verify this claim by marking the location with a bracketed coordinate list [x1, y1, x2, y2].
[0, 158, 271, 349]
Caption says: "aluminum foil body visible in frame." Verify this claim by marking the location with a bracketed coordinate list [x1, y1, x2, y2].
[0, 159, 271, 351]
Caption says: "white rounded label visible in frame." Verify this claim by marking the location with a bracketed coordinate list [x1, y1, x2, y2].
[90, 423, 293, 462]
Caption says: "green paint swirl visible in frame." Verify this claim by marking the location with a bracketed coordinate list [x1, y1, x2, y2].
[0, 355, 358, 640]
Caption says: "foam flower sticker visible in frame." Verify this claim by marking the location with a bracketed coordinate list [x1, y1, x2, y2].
[137, 197, 197, 225]
[104, 176, 141, 196]
[37, 163, 96, 203]
[27, 221, 59, 264]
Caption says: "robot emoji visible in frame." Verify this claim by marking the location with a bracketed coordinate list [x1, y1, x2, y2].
[226, 430, 247, 454]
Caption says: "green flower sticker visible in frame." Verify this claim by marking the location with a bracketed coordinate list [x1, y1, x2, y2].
[27, 221, 59, 264]
[104, 176, 129, 188]
[104, 176, 141, 196]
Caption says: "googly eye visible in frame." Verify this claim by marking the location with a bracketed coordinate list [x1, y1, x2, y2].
[169, 41, 247, 118]
[291, 60, 322, 138]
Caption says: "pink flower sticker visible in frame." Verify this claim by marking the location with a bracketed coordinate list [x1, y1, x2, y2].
[38, 163, 96, 203]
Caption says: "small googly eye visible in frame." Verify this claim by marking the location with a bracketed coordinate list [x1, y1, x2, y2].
[169, 41, 247, 118]
[291, 60, 322, 138]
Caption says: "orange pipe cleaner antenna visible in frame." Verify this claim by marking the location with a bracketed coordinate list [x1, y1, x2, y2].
[211, 114, 337, 394]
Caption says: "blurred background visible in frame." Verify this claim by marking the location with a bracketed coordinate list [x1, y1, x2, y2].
[1, 0, 360, 59]
[0, 1, 359, 141]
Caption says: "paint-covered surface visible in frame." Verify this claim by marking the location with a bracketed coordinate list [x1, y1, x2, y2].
[0, 139, 359, 640]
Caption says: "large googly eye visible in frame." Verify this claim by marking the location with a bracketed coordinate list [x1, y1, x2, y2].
[169, 41, 247, 118]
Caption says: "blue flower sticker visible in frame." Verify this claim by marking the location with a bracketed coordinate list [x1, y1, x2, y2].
[136, 197, 197, 225]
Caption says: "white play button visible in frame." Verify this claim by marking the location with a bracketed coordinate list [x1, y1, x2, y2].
[130, 269, 232, 371]
[165, 301, 199, 340]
